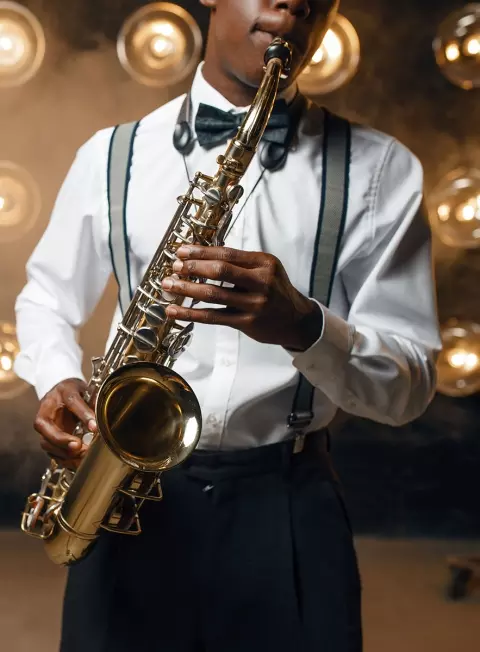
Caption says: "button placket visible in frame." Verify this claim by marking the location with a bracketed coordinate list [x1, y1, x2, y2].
[200, 327, 239, 449]
[199, 167, 251, 448]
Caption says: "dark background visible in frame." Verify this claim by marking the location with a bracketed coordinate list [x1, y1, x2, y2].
[1, 0, 479, 536]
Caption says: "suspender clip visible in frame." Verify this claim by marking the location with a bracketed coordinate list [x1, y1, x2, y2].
[293, 434, 306, 454]
[288, 411, 314, 430]
[288, 412, 313, 454]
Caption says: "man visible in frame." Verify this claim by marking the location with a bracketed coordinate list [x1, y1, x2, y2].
[15, 1, 441, 651]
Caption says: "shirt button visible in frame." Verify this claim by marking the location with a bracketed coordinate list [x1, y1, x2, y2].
[205, 414, 218, 427]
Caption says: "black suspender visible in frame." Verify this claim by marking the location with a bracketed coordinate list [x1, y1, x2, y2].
[289, 110, 351, 437]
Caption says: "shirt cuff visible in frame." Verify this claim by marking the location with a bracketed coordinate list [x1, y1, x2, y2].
[290, 302, 355, 382]
[14, 351, 86, 401]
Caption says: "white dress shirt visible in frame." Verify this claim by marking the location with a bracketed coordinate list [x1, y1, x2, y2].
[14, 64, 442, 450]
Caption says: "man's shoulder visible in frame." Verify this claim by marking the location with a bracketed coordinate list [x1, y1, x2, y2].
[349, 119, 422, 178]
[77, 94, 186, 162]
[134, 93, 186, 135]
[304, 104, 421, 175]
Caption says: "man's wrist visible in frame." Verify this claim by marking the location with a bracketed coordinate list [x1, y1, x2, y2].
[288, 300, 324, 353]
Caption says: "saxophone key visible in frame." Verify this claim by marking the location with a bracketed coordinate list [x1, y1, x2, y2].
[91, 356, 104, 377]
[120, 473, 163, 501]
[228, 184, 244, 203]
[204, 187, 222, 206]
[82, 432, 95, 447]
[144, 302, 167, 327]
[133, 327, 159, 353]
[164, 323, 194, 359]
[102, 494, 142, 535]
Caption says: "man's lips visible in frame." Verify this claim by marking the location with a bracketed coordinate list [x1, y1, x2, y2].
[252, 28, 302, 56]
[252, 13, 306, 55]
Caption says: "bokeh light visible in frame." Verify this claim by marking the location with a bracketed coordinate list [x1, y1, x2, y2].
[0, 161, 41, 243]
[437, 320, 480, 397]
[428, 167, 480, 249]
[0, 322, 27, 400]
[117, 2, 202, 88]
[298, 14, 360, 95]
[0, 1, 45, 88]
[433, 3, 480, 90]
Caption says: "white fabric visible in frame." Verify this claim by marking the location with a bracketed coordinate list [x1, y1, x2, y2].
[14, 64, 442, 450]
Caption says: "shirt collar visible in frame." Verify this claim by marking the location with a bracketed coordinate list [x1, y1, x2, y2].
[190, 62, 298, 120]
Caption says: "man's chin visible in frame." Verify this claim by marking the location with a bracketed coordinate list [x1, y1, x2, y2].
[239, 62, 301, 90]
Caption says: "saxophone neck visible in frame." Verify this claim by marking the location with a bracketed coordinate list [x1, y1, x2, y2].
[221, 39, 293, 172]
[236, 57, 287, 148]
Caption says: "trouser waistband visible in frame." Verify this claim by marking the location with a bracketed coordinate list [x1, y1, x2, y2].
[179, 430, 333, 483]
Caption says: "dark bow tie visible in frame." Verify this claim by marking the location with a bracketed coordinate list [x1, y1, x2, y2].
[195, 100, 291, 149]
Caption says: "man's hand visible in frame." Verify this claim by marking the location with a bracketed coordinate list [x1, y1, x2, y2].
[34, 378, 97, 470]
[162, 246, 323, 351]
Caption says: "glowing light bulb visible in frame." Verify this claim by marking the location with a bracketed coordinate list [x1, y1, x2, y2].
[0, 34, 13, 52]
[0, 162, 41, 240]
[465, 353, 479, 371]
[448, 350, 465, 368]
[327, 31, 343, 60]
[447, 349, 475, 370]
[437, 204, 450, 221]
[0, 353, 12, 372]
[0, 5, 45, 86]
[434, 6, 480, 89]
[465, 34, 480, 55]
[311, 47, 324, 64]
[0, 24, 25, 67]
[151, 21, 174, 37]
[437, 321, 480, 397]
[428, 168, 480, 248]
[150, 36, 172, 57]
[0, 321, 27, 398]
[445, 42, 461, 61]
[457, 202, 476, 221]
[117, 4, 202, 87]
[299, 14, 360, 95]
[313, 29, 343, 65]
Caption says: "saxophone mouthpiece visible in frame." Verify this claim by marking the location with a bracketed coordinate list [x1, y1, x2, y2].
[264, 37, 293, 76]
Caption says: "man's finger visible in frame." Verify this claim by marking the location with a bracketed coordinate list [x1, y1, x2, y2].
[162, 278, 262, 309]
[40, 439, 87, 470]
[165, 305, 252, 327]
[60, 390, 97, 431]
[176, 245, 265, 268]
[34, 416, 82, 451]
[171, 259, 265, 292]
[40, 439, 76, 460]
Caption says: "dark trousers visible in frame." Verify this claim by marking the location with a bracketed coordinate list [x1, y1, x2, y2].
[60, 432, 362, 652]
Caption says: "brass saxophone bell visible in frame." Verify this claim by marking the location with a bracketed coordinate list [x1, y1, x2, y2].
[95, 361, 202, 473]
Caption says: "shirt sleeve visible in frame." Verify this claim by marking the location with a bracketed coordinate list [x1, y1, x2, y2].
[14, 130, 113, 399]
[292, 138, 442, 426]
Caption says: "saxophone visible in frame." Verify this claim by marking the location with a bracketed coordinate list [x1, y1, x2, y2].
[21, 38, 293, 566]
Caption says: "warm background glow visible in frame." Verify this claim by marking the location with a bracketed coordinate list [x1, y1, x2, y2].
[0, 1, 45, 87]
[299, 13, 360, 95]
[434, 4, 480, 90]
[0, 160, 41, 242]
[437, 320, 480, 396]
[117, 2, 202, 87]
[428, 168, 480, 249]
